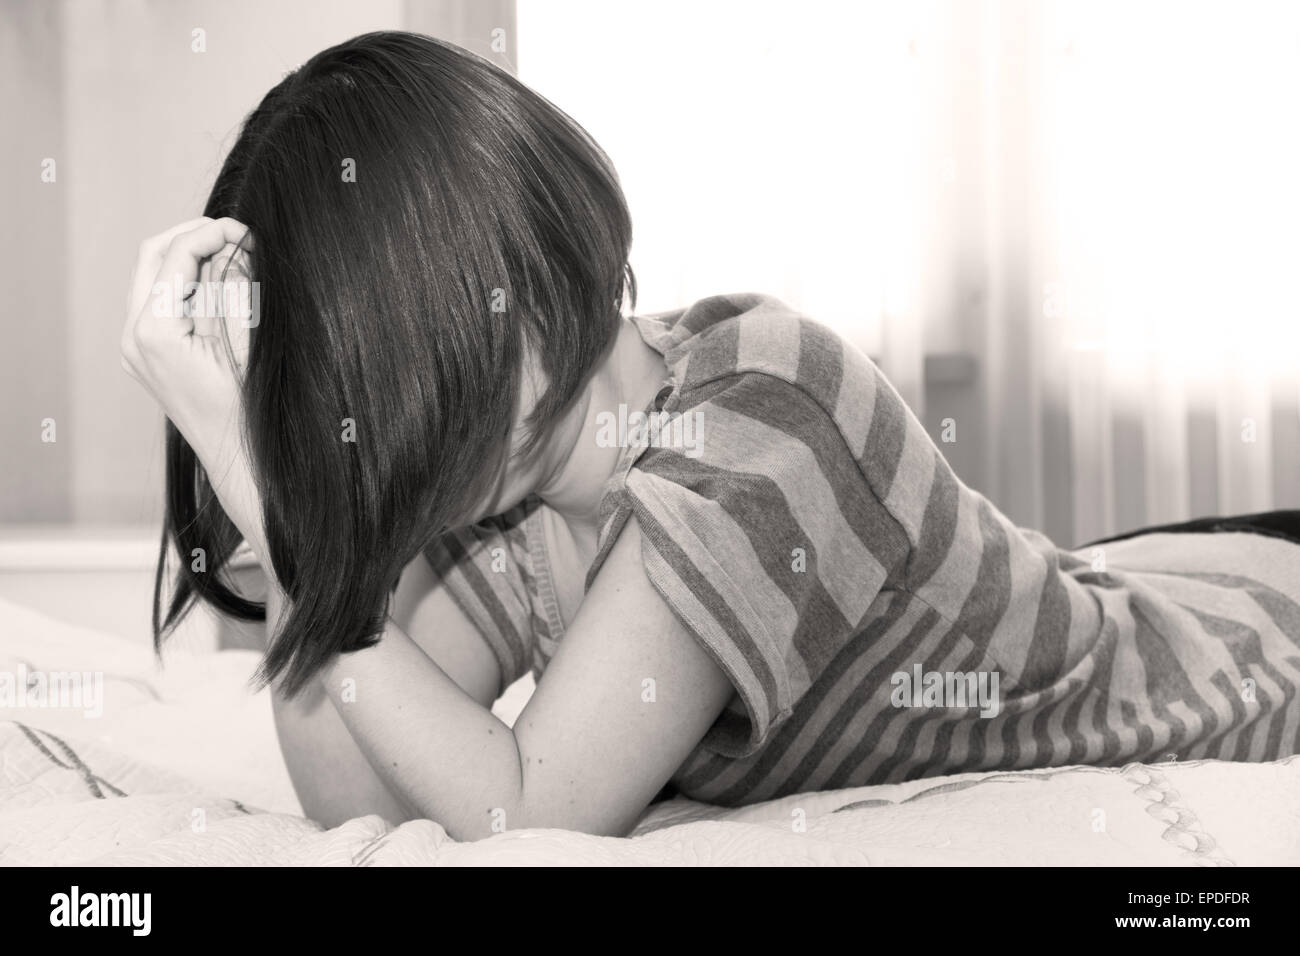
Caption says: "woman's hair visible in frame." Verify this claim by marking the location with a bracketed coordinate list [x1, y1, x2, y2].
[154, 31, 635, 696]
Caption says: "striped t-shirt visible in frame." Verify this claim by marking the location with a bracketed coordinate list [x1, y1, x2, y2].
[424, 292, 1300, 806]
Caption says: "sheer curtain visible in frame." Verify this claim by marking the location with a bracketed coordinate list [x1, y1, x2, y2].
[518, 0, 1300, 544]
[1032, 0, 1300, 541]
[518, 0, 941, 413]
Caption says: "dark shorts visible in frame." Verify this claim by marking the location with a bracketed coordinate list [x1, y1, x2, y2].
[1081, 509, 1300, 550]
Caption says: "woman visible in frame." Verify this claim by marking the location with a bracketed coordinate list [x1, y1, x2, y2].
[122, 31, 1300, 838]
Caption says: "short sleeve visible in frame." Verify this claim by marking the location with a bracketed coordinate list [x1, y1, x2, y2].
[615, 372, 909, 758]
[421, 498, 542, 694]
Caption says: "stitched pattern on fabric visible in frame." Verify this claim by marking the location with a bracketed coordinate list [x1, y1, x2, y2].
[12, 721, 127, 799]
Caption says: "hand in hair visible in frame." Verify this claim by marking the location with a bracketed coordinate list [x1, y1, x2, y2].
[120, 217, 254, 448]
[122, 216, 269, 559]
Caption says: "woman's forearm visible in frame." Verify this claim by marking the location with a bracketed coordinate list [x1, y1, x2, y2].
[260, 549, 526, 836]
[200, 438, 523, 836]
[195, 433, 532, 838]
[266, 584, 420, 827]
[317, 620, 527, 840]
[192, 426, 273, 572]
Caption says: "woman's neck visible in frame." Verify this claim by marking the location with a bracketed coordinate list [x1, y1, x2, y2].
[535, 317, 668, 547]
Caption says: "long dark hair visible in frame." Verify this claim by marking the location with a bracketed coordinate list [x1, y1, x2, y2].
[154, 31, 635, 696]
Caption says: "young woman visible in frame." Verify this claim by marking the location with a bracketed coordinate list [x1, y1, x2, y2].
[122, 31, 1300, 839]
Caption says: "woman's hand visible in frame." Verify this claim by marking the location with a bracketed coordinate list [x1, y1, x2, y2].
[121, 216, 271, 563]
[120, 216, 255, 463]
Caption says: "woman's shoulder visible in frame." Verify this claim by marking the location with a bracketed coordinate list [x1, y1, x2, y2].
[628, 292, 957, 581]
[638, 293, 907, 467]
[624, 294, 915, 567]
[594, 296, 922, 753]
[639, 293, 846, 393]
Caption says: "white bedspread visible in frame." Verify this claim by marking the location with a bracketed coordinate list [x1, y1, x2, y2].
[2, 596, 1297, 865]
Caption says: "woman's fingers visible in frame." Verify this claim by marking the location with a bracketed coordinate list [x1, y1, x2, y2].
[192, 256, 215, 338]
[136, 216, 211, 265]
[190, 241, 255, 341]
[157, 218, 254, 285]
[133, 217, 254, 350]
[208, 242, 257, 371]
[128, 216, 211, 318]
[130, 217, 253, 316]
[121, 216, 257, 442]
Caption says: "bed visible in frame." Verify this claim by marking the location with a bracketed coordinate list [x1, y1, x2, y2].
[2, 594, 1296, 866]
